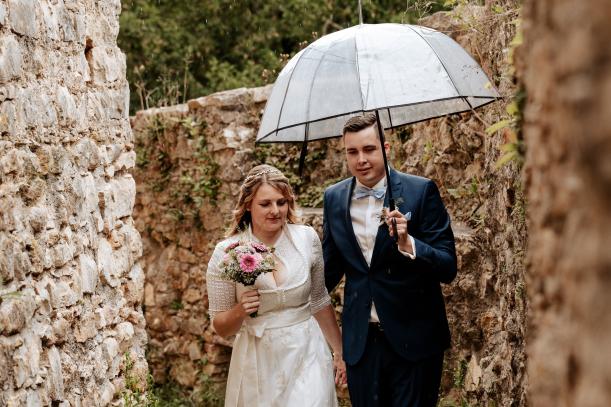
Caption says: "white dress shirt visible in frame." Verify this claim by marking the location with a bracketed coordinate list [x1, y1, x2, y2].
[350, 177, 416, 322]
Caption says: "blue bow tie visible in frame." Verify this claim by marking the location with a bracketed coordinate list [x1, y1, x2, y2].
[353, 185, 386, 200]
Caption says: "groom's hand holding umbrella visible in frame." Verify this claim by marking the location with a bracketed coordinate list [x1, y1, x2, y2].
[386, 210, 414, 255]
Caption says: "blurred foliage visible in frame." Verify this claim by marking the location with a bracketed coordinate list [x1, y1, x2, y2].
[119, 0, 449, 113]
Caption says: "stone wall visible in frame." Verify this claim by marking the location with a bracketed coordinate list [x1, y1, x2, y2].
[521, 1, 611, 406]
[0, 0, 147, 405]
[408, 3, 527, 405]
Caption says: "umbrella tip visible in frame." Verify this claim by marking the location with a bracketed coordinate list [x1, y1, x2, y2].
[358, 0, 363, 25]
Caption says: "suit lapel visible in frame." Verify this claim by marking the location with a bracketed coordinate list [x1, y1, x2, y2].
[340, 177, 370, 273]
[370, 170, 404, 269]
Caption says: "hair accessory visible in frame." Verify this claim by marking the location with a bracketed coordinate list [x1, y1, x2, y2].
[243, 168, 281, 183]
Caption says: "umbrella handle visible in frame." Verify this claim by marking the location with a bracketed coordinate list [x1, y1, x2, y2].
[374, 110, 399, 241]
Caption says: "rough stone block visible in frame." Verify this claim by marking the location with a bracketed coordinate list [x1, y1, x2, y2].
[90, 46, 122, 84]
[40, 1, 60, 41]
[0, 3, 7, 26]
[113, 151, 136, 171]
[49, 281, 77, 309]
[51, 243, 74, 268]
[79, 253, 98, 294]
[12, 333, 41, 388]
[115, 321, 134, 350]
[56, 86, 78, 126]
[23, 89, 58, 128]
[47, 346, 64, 400]
[99, 380, 115, 406]
[28, 207, 49, 233]
[0, 99, 24, 136]
[0, 235, 17, 282]
[110, 175, 136, 219]
[71, 138, 101, 172]
[97, 238, 118, 287]
[25, 389, 42, 407]
[74, 313, 96, 343]
[0, 294, 36, 335]
[7, 0, 39, 38]
[0, 35, 23, 83]
[102, 337, 119, 364]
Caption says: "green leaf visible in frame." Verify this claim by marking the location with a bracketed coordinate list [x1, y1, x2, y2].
[510, 30, 523, 47]
[485, 119, 512, 135]
[496, 151, 517, 168]
[506, 101, 519, 117]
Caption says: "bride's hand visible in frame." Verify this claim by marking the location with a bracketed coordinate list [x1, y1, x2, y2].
[333, 352, 347, 385]
[239, 289, 260, 317]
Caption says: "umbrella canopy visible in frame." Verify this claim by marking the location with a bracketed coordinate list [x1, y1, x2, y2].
[257, 23, 499, 143]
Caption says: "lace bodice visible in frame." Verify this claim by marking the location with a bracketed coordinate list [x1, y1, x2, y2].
[206, 224, 331, 321]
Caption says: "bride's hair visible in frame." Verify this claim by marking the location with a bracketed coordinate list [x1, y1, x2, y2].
[226, 164, 300, 236]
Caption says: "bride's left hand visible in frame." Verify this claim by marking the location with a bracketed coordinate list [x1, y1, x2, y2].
[333, 352, 347, 385]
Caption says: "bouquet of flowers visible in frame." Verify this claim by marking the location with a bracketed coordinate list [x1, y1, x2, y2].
[219, 241, 276, 317]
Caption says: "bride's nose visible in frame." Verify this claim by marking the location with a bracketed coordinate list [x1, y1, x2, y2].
[270, 203, 279, 215]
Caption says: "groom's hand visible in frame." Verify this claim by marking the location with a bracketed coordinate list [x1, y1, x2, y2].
[386, 210, 413, 254]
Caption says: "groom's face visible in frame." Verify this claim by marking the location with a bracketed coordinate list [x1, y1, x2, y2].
[343, 125, 390, 188]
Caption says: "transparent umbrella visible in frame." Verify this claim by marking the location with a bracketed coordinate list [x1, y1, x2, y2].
[256, 22, 499, 211]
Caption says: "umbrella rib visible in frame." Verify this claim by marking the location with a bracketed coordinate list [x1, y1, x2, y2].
[406, 25, 473, 110]
[354, 28, 365, 112]
[305, 40, 333, 126]
[273, 47, 312, 139]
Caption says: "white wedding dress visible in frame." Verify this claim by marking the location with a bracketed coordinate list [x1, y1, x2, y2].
[206, 224, 338, 407]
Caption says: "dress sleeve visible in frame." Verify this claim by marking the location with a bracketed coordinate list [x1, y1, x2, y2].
[206, 242, 237, 320]
[309, 228, 332, 314]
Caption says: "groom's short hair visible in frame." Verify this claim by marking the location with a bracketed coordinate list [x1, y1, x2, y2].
[343, 113, 377, 136]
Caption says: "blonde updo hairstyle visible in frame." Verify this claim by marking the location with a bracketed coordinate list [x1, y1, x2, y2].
[226, 164, 300, 236]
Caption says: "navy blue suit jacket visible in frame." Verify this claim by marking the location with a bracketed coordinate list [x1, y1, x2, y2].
[323, 169, 457, 365]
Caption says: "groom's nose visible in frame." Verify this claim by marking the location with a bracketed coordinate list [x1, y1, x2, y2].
[357, 151, 367, 164]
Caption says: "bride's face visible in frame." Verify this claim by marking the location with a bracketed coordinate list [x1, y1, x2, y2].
[248, 183, 289, 237]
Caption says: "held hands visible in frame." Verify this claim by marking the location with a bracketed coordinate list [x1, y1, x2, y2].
[239, 289, 260, 318]
[385, 209, 414, 254]
[333, 352, 347, 385]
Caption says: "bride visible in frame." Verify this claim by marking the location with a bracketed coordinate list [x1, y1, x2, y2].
[206, 164, 346, 406]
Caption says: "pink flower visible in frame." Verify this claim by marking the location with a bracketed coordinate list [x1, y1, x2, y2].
[251, 242, 269, 253]
[239, 253, 260, 273]
[225, 241, 240, 253]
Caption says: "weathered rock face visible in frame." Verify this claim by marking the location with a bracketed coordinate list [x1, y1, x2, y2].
[0, 0, 147, 405]
[521, 1, 611, 406]
[403, 3, 527, 406]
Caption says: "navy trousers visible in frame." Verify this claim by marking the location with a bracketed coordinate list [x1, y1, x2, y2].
[346, 324, 444, 407]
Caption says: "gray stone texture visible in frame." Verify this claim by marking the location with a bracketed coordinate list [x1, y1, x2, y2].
[0, 0, 147, 405]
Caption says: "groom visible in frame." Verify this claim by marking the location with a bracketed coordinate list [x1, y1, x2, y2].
[323, 113, 457, 406]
